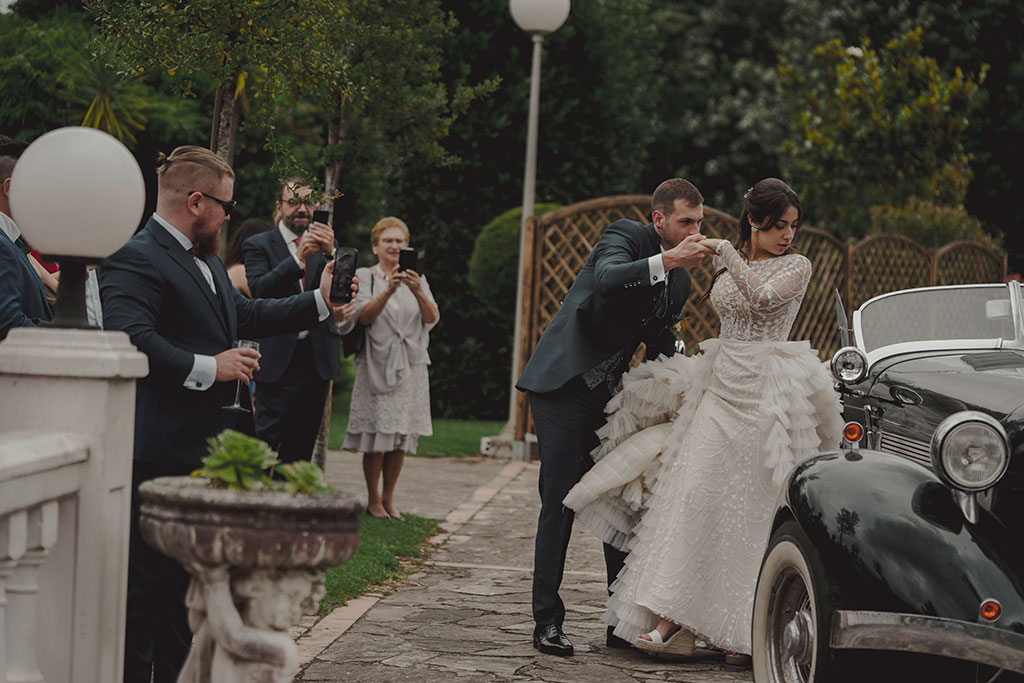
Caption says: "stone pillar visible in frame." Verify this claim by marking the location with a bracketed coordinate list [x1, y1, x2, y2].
[0, 329, 148, 683]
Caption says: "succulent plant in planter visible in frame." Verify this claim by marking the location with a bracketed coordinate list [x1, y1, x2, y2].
[138, 429, 361, 683]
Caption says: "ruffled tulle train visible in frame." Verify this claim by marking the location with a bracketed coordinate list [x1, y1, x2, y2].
[563, 338, 843, 653]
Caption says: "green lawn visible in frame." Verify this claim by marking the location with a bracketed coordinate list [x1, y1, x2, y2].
[319, 511, 439, 613]
[327, 387, 504, 458]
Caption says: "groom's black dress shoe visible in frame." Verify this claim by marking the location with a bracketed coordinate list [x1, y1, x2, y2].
[533, 624, 574, 656]
[606, 625, 632, 649]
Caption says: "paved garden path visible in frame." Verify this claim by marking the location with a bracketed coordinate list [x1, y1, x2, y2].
[295, 451, 754, 682]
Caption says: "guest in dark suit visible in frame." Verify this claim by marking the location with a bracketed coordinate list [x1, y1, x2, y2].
[0, 134, 51, 339]
[516, 178, 713, 656]
[99, 146, 353, 683]
[243, 177, 346, 463]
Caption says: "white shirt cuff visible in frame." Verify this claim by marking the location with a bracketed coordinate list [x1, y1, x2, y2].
[648, 254, 667, 285]
[185, 354, 218, 391]
[313, 290, 331, 321]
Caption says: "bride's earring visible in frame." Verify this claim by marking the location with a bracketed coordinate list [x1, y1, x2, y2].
[749, 218, 761, 232]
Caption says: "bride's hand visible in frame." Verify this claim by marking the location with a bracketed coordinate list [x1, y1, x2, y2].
[702, 238, 725, 252]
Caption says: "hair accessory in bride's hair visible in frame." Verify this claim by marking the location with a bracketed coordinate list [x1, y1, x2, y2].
[743, 187, 753, 200]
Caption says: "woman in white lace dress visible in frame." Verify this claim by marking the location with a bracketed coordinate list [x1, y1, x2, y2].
[563, 178, 843, 661]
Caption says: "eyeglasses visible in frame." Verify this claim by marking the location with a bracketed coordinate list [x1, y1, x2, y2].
[285, 195, 315, 207]
[192, 190, 237, 216]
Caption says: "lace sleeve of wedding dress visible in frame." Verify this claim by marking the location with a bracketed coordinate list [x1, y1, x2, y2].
[716, 241, 811, 307]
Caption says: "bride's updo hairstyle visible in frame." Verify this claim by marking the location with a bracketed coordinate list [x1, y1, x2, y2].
[736, 177, 801, 258]
[700, 178, 801, 303]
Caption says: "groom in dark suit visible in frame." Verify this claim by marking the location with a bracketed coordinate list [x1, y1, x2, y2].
[517, 178, 712, 656]
[242, 177, 342, 463]
[99, 146, 353, 683]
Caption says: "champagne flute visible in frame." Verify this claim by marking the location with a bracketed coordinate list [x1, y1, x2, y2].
[222, 339, 260, 413]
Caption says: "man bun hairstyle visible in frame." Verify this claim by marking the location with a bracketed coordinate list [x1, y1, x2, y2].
[651, 178, 703, 218]
[155, 145, 234, 194]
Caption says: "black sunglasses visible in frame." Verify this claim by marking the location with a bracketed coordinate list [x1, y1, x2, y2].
[192, 190, 237, 216]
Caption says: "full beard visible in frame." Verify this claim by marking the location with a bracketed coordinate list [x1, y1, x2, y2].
[194, 225, 221, 259]
[284, 214, 309, 237]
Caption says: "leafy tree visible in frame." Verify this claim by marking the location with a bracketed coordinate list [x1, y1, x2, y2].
[312, 0, 498, 223]
[87, 0, 346, 165]
[392, 0, 661, 418]
[778, 28, 985, 236]
[642, 0, 792, 212]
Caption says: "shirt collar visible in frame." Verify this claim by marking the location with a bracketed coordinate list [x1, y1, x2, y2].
[278, 220, 300, 245]
[0, 210, 21, 243]
[151, 213, 194, 251]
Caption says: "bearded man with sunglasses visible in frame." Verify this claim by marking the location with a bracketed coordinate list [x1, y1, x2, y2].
[98, 145, 355, 683]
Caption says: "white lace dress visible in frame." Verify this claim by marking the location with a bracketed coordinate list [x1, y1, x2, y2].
[563, 241, 843, 653]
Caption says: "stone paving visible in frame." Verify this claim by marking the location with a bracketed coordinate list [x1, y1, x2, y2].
[297, 451, 753, 682]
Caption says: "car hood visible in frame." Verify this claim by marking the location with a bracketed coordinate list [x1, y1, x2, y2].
[876, 350, 1024, 421]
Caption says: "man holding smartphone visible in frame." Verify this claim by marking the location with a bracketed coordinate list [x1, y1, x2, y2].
[242, 176, 352, 463]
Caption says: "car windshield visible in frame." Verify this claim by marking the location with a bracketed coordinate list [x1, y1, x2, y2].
[857, 285, 1017, 353]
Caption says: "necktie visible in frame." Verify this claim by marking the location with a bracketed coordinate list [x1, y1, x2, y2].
[294, 237, 305, 290]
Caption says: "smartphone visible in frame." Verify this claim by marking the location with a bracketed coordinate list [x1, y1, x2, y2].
[330, 247, 358, 303]
[398, 248, 418, 273]
[312, 209, 330, 225]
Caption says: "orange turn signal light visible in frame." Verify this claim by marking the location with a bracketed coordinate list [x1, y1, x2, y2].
[843, 422, 864, 443]
[980, 599, 1001, 622]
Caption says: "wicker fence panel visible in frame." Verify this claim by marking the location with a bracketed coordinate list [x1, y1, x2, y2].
[850, 235, 932, 310]
[935, 242, 1006, 285]
[790, 228, 848, 359]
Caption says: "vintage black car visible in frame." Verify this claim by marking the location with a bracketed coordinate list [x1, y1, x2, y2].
[751, 281, 1024, 683]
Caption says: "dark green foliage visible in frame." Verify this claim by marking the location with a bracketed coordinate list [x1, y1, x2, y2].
[395, 0, 660, 418]
[869, 197, 995, 249]
[779, 29, 985, 236]
[467, 204, 560, 315]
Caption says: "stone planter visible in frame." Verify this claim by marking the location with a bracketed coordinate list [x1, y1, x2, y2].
[138, 476, 361, 683]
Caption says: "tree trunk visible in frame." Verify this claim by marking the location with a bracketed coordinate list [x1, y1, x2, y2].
[209, 79, 240, 259]
[312, 106, 349, 469]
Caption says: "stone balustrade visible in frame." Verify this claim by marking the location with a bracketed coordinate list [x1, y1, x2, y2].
[0, 329, 148, 683]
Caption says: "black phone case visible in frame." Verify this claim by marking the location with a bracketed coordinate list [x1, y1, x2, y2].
[330, 247, 358, 303]
[312, 209, 330, 224]
[398, 248, 418, 272]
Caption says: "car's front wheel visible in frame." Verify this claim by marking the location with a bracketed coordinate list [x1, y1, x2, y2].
[752, 520, 836, 683]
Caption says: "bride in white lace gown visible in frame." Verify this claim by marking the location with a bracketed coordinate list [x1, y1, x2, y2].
[563, 178, 843, 657]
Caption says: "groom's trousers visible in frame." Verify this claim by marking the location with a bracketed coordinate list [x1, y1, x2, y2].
[529, 376, 629, 627]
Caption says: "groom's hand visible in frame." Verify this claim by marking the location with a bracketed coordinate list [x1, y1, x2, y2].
[662, 233, 714, 270]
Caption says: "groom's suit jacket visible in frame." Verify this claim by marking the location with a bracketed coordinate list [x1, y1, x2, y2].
[99, 218, 322, 473]
[517, 220, 690, 394]
[242, 228, 339, 383]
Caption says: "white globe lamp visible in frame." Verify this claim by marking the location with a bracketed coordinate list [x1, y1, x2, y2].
[9, 127, 146, 328]
[509, 0, 570, 34]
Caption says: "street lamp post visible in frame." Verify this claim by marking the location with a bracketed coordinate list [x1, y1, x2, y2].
[506, 0, 570, 455]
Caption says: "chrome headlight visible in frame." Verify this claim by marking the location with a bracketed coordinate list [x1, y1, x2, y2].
[830, 346, 867, 384]
[930, 411, 1010, 492]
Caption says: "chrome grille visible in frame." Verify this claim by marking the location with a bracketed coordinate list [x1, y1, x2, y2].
[878, 431, 932, 469]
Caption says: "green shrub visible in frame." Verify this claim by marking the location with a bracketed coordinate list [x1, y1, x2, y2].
[869, 197, 1000, 249]
[467, 204, 560, 314]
